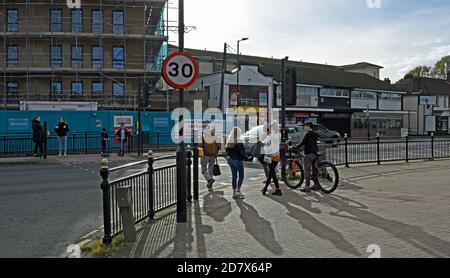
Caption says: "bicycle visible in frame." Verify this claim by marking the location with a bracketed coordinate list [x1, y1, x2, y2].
[282, 146, 339, 194]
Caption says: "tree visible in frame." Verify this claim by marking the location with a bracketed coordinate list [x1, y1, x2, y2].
[407, 66, 432, 77]
[432, 55, 450, 78]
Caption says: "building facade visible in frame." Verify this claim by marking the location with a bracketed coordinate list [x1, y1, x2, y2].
[1, 0, 167, 110]
[399, 74, 450, 135]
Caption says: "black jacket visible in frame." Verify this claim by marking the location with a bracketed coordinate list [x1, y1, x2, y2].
[297, 131, 319, 155]
[226, 143, 247, 161]
[101, 131, 108, 141]
[54, 122, 70, 137]
[32, 119, 44, 142]
[116, 128, 130, 141]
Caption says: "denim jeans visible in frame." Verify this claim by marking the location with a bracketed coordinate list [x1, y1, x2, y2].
[228, 159, 244, 189]
[58, 136, 67, 154]
[201, 156, 216, 181]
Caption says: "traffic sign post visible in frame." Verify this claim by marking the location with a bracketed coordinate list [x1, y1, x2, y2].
[162, 3, 199, 223]
[162, 51, 199, 90]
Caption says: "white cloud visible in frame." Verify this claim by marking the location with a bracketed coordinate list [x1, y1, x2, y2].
[169, 0, 450, 82]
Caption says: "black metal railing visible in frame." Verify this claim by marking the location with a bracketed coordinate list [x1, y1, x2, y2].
[0, 132, 178, 157]
[324, 133, 450, 167]
[99, 149, 197, 244]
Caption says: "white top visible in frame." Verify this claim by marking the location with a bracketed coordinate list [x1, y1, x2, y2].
[264, 133, 281, 155]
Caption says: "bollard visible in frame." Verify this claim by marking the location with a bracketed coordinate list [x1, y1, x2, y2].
[147, 150, 155, 219]
[186, 145, 192, 203]
[116, 185, 137, 242]
[100, 159, 112, 246]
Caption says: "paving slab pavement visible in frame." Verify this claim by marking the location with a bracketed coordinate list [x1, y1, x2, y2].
[115, 159, 450, 258]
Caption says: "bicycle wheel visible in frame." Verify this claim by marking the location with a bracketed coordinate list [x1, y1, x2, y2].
[283, 159, 304, 189]
[316, 161, 339, 194]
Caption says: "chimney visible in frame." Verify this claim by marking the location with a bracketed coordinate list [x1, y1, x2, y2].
[383, 78, 391, 84]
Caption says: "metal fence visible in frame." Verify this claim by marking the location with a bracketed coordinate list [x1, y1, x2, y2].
[0, 131, 176, 157]
[100, 150, 192, 243]
[325, 134, 450, 167]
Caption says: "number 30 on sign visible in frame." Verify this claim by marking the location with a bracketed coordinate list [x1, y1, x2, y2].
[162, 51, 199, 89]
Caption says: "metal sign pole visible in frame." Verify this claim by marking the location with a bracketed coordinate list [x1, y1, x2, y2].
[176, 0, 187, 223]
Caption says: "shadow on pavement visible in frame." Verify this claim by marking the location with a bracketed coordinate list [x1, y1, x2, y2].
[320, 194, 450, 257]
[235, 199, 283, 255]
[203, 191, 232, 222]
[267, 188, 361, 257]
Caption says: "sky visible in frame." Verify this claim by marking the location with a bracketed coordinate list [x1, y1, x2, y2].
[168, 0, 450, 82]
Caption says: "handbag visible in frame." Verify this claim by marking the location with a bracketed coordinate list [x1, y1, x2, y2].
[272, 152, 281, 162]
[250, 142, 261, 157]
[212, 158, 221, 176]
[263, 155, 272, 164]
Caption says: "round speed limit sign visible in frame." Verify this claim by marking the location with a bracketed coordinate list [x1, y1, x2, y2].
[162, 51, 199, 89]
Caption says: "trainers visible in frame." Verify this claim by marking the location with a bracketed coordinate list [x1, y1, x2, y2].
[58, 153, 62, 156]
[237, 192, 245, 199]
[232, 192, 239, 199]
[300, 186, 311, 193]
[261, 188, 267, 196]
[310, 184, 320, 191]
[64, 153, 67, 157]
[272, 189, 282, 196]
[207, 179, 215, 192]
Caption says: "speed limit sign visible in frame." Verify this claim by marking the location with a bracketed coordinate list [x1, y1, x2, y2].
[162, 51, 199, 89]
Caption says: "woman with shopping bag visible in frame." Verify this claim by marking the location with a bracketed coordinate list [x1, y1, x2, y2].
[261, 121, 282, 196]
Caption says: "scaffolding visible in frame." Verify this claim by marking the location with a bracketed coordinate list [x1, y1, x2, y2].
[0, 0, 169, 110]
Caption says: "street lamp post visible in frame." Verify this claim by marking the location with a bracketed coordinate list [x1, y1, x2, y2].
[236, 37, 249, 125]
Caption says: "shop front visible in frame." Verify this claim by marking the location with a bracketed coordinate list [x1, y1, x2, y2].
[285, 111, 319, 125]
[351, 112, 404, 138]
[434, 111, 449, 134]
[321, 113, 351, 137]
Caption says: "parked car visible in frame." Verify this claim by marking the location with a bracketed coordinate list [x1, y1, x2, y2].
[298, 124, 341, 146]
[240, 124, 303, 155]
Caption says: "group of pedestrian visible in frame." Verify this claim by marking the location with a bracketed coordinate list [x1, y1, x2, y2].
[31, 116, 130, 158]
[31, 116, 69, 157]
[200, 120, 320, 198]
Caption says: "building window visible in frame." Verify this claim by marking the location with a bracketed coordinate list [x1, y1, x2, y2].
[380, 93, 401, 101]
[51, 81, 62, 98]
[91, 46, 103, 69]
[297, 86, 319, 107]
[351, 90, 376, 99]
[50, 9, 62, 32]
[7, 9, 18, 32]
[91, 81, 103, 94]
[7, 45, 18, 67]
[112, 10, 124, 34]
[112, 47, 124, 69]
[6, 81, 18, 101]
[113, 82, 124, 96]
[71, 9, 83, 33]
[50, 45, 62, 68]
[71, 81, 83, 96]
[71, 45, 83, 68]
[92, 10, 103, 34]
[320, 88, 350, 98]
